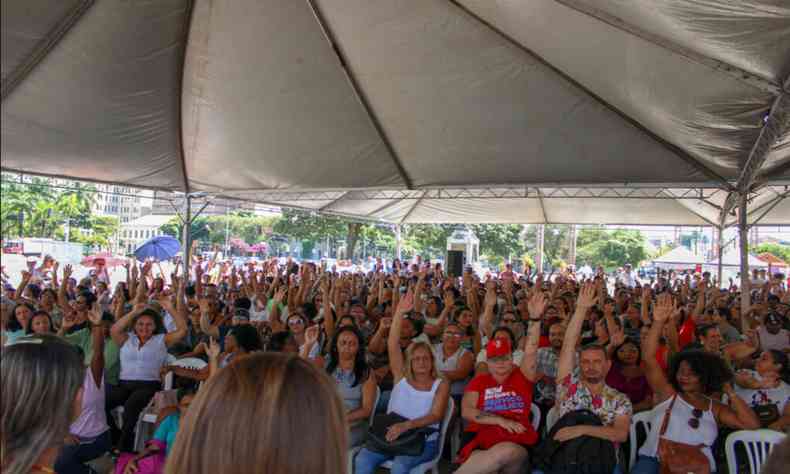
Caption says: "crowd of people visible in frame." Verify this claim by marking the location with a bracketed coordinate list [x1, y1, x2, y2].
[1, 253, 789, 474]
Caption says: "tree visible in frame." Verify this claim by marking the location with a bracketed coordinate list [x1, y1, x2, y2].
[754, 243, 790, 264]
[522, 224, 570, 268]
[470, 224, 525, 262]
[402, 224, 455, 259]
[577, 229, 648, 269]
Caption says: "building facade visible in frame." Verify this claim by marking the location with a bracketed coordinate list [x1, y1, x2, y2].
[118, 214, 175, 255]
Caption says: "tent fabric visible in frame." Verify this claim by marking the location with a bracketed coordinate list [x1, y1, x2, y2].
[2, 0, 789, 224]
[652, 246, 705, 266]
[711, 250, 769, 269]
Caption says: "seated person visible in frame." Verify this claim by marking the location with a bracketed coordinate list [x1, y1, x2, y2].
[546, 283, 633, 474]
[632, 294, 760, 474]
[756, 312, 790, 353]
[605, 336, 653, 413]
[454, 292, 545, 474]
[734, 350, 790, 431]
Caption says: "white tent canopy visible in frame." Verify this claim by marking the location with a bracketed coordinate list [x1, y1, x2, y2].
[652, 246, 705, 268]
[2, 0, 789, 225]
[710, 250, 769, 269]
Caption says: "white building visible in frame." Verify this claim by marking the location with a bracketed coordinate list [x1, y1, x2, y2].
[91, 184, 154, 224]
[119, 214, 175, 255]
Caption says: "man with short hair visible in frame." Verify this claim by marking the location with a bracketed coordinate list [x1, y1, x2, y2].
[554, 283, 631, 451]
[534, 320, 566, 429]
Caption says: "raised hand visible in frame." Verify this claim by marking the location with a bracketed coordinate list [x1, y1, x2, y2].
[198, 298, 211, 315]
[305, 325, 320, 346]
[206, 337, 221, 359]
[63, 264, 73, 280]
[576, 282, 597, 309]
[527, 292, 548, 319]
[87, 302, 103, 326]
[484, 283, 497, 309]
[653, 293, 674, 323]
[396, 290, 414, 315]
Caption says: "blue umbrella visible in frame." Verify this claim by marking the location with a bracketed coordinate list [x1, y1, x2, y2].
[134, 236, 181, 262]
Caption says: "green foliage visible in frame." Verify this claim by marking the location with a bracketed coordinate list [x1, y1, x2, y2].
[754, 243, 790, 264]
[1, 175, 98, 243]
[470, 224, 526, 262]
[523, 224, 569, 267]
[577, 228, 648, 269]
[401, 225, 455, 259]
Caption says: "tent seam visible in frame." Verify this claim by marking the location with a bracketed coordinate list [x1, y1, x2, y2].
[1, 0, 95, 101]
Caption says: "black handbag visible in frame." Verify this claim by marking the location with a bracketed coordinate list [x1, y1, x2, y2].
[364, 412, 436, 457]
[754, 404, 780, 427]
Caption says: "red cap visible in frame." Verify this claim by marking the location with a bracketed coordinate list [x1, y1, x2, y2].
[486, 337, 512, 359]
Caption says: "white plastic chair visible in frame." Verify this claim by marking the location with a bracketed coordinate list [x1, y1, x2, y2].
[628, 410, 655, 470]
[725, 429, 786, 474]
[348, 386, 381, 474]
[163, 356, 207, 391]
[530, 402, 541, 432]
[379, 397, 455, 474]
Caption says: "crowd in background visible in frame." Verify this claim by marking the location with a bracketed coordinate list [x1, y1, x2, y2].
[2, 251, 789, 474]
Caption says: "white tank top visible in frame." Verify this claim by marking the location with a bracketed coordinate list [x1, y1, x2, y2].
[639, 395, 718, 470]
[434, 344, 469, 396]
[388, 378, 442, 440]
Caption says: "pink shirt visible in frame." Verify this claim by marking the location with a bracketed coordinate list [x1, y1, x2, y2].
[70, 370, 108, 439]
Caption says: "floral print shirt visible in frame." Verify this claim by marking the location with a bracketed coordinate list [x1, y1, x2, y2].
[556, 373, 632, 426]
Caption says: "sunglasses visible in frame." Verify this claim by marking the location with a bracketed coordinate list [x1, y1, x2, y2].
[688, 408, 703, 429]
[288, 319, 305, 325]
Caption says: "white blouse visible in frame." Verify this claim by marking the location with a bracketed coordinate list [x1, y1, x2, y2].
[119, 333, 168, 382]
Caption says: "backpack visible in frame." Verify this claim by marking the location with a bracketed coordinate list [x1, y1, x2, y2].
[532, 409, 618, 474]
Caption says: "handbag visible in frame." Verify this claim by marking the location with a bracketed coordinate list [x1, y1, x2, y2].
[364, 412, 436, 457]
[753, 404, 780, 427]
[657, 395, 711, 474]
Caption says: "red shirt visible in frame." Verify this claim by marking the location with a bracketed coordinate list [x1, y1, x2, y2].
[678, 318, 696, 349]
[465, 368, 536, 435]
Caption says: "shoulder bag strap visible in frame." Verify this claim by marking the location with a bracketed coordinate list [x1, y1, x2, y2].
[659, 394, 678, 437]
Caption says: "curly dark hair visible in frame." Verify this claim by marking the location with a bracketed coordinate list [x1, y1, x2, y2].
[325, 325, 369, 388]
[267, 331, 296, 352]
[767, 350, 790, 384]
[131, 308, 167, 335]
[668, 349, 733, 395]
[227, 325, 262, 353]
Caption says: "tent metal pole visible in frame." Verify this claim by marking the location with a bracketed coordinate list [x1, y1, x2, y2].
[536, 224, 545, 273]
[395, 225, 402, 261]
[568, 224, 577, 268]
[716, 227, 724, 289]
[182, 195, 192, 282]
[738, 194, 750, 333]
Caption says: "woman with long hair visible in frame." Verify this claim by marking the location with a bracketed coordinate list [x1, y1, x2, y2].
[304, 324, 378, 447]
[4, 302, 34, 345]
[354, 291, 450, 474]
[165, 353, 347, 474]
[435, 322, 475, 406]
[2, 334, 85, 474]
[108, 281, 187, 452]
[632, 294, 759, 474]
[25, 310, 55, 335]
[605, 336, 653, 413]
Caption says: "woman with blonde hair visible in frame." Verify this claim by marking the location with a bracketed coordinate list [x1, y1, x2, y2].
[164, 352, 347, 474]
[1, 334, 86, 474]
[354, 291, 451, 474]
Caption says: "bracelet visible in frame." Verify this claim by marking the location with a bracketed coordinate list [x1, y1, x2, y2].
[529, 317, 542, 322]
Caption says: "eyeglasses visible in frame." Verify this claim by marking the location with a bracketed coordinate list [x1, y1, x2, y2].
[502, 319, 517, 323]
[688, 408, 703, 429]
[444, 332, 463, 338]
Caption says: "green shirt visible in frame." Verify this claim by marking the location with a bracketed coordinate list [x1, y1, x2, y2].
[64, 328, 121, 386]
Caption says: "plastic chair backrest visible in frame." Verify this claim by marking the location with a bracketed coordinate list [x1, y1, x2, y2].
[725, 429, 786, 474]
[629, 410, 655, 470]
[530, 403, 541, 432]
[164, 357, 208, 390]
